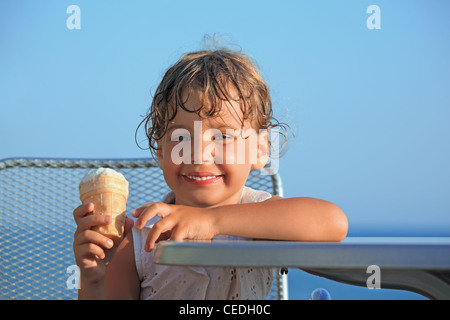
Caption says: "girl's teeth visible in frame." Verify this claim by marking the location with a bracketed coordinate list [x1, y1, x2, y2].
[187, 175, 217, 180]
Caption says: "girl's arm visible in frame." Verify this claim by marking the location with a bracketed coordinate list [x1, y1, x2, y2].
[104, 231, 141, 299]
[134, 197, 348, 251]
[78, 234, 140, 300]
[213, 196, 348, 242]
[74, 203, 139, 299]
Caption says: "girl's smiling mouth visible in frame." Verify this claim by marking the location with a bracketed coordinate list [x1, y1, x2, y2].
[181, 172, 224, 185]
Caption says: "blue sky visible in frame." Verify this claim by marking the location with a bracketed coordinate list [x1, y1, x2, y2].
[1, 0, 450, 236]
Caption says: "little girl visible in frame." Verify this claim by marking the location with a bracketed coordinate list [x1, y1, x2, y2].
[72, 48, 348, 299]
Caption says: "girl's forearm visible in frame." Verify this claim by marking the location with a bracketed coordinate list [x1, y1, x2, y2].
[78, 278, 106, 300]
[212, 197, 348, 241]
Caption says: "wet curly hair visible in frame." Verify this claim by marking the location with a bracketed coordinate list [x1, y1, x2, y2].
[136, 48, 288, 158]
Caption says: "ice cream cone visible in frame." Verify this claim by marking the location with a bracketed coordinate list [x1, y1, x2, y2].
[79, 168, 129, 245]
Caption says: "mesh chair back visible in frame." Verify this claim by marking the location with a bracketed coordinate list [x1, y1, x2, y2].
[0, 158, 286, 300]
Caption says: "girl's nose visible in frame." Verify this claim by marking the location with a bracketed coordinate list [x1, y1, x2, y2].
[192, 135, 215, 164]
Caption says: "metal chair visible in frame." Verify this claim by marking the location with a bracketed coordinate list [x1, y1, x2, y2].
[0, 157, 288, 300]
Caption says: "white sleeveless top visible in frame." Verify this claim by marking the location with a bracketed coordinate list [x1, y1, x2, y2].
[132, 186, 275, 300]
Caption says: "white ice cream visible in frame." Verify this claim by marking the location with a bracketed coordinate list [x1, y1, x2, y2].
[80, 167, 127, 183]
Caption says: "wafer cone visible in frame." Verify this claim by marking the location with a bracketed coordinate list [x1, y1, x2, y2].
[79, 168, 129, 245]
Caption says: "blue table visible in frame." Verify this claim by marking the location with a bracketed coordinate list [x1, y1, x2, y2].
[154, 237, 450, 299]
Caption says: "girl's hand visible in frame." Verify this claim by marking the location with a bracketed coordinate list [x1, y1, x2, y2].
[72, 203, 134, 285]
[132, 202, 218, 251]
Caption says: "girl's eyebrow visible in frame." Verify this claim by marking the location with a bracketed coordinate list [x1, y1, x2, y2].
[214, 124, 240, 130]
[167, 123, 188, 132]
[168, 122, 242, 132]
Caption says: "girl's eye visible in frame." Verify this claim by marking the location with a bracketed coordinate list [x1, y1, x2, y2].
[170, 129, 191, 143]
[213, 134, 234, 142]
[172, 134, 191, 142]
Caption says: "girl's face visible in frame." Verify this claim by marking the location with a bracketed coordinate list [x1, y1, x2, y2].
[156, 90, 268, 208]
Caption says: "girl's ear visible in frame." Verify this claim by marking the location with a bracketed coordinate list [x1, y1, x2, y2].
[252, 130, 269, 170]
